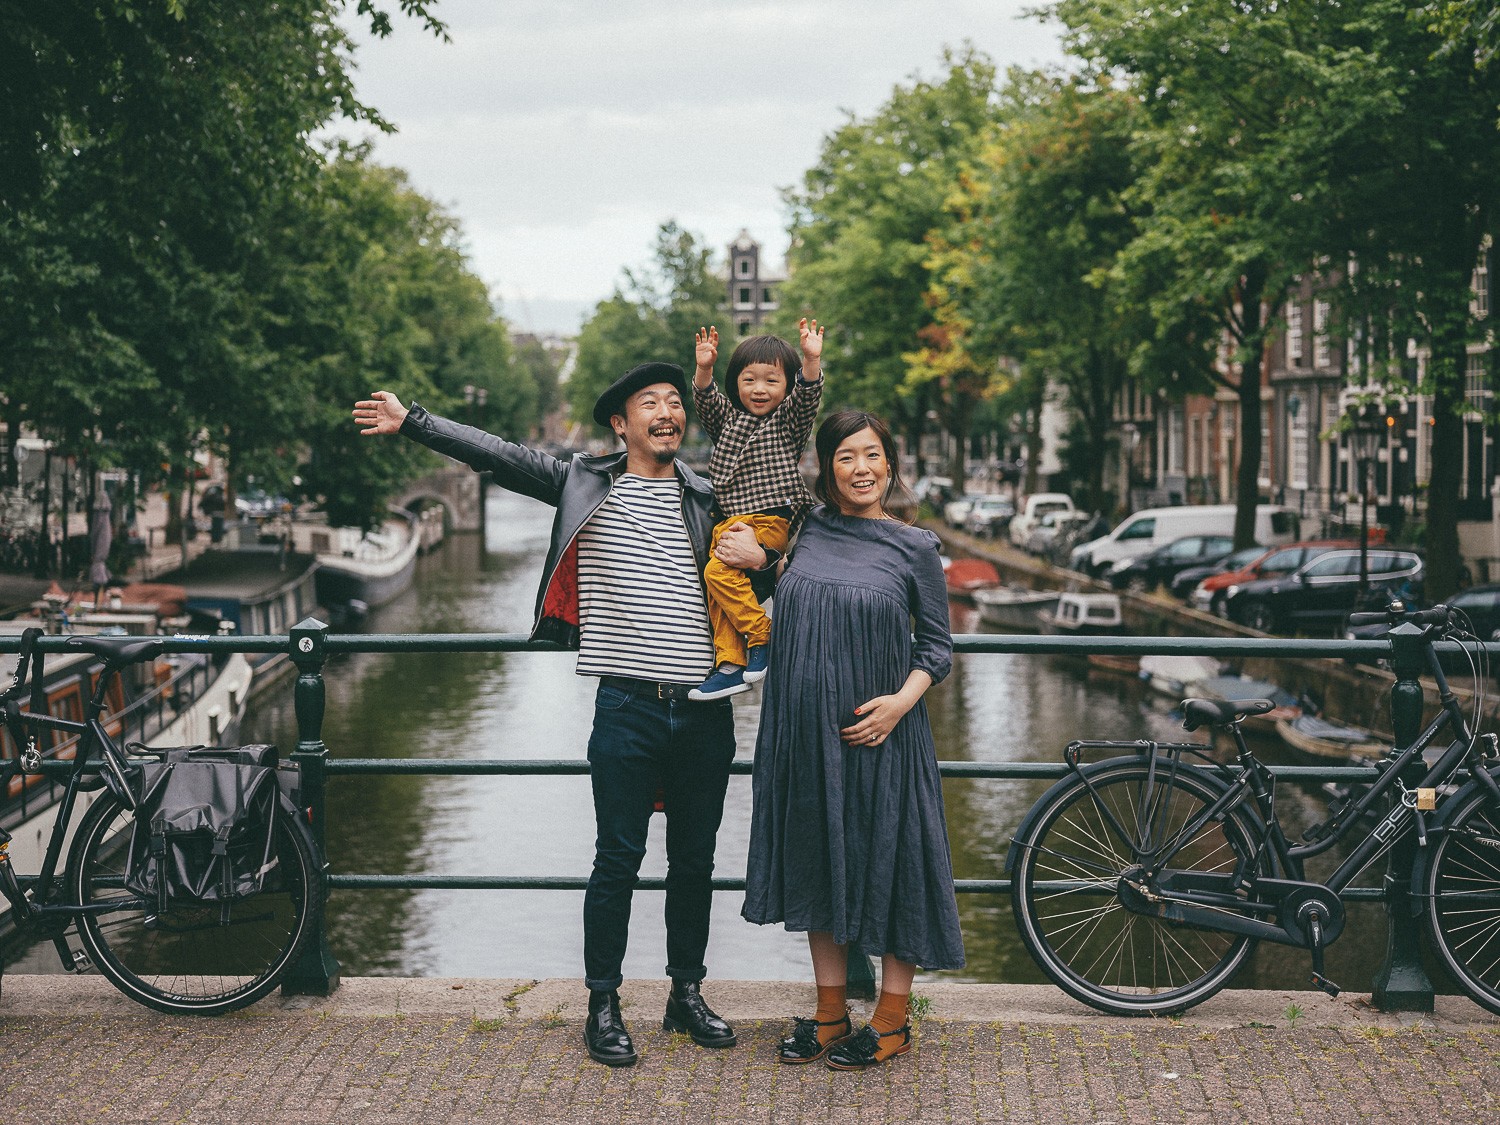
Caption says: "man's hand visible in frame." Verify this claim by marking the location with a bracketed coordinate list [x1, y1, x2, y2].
[799, 317, 824, 379]
[693, 326, 719, 388]
[353, 391, 409, 436]
[714, 521, 767, 571]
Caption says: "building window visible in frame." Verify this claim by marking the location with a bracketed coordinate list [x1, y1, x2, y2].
[1289, 402, 1309, 490]
[738, 320, 751, 334]
[1313, 300, 1330, 369]
[1286, 303, 1303, 366]
[1168, 408, 1185, 473]
[1474, 250, 1490, 319]
[737, 287, 751, 305]
[737, 259, 751, 278]
[1259, 406, 1272, 488]
[761, 287, 775, 305]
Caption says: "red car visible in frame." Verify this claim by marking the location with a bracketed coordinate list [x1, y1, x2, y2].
[1187, 539, 1359, 617]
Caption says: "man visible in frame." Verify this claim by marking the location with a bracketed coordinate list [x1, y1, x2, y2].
[353, 364, 770, 1068]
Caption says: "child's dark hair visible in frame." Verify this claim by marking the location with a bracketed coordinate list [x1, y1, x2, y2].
[724, 334, 802, 412]
[814, 409, 912, 522]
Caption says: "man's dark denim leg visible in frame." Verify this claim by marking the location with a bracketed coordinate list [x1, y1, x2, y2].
[583, 683, 661, 992]
[661, 697, 735, 983]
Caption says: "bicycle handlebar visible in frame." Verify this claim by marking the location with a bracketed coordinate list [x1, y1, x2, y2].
[1347, 605, 1453, 629]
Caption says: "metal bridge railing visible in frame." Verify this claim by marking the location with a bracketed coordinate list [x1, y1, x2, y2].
[4, 622, 1466, 1009]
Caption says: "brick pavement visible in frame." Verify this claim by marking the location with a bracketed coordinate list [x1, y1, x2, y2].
[1, 977, 1497, 1124]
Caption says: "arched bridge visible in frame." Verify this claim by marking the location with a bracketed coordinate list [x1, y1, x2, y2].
[394, 467, 484, 533]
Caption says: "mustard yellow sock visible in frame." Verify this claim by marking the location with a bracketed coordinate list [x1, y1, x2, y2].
[869, 990, 911, 1059]
[815, 984, 849, 1045]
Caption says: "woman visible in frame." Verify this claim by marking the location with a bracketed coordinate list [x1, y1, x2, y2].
[739, 409, 963, 1071]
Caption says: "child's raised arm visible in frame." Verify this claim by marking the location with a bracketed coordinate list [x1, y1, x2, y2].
[693, 326, 719, 390]
[799, 317, 824, 383]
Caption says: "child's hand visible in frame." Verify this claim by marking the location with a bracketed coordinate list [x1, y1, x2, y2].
[695, 326, 719, 370]
[799, 318, 824, 362]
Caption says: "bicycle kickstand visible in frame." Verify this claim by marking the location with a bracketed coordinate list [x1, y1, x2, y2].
[1299, 902, 1342, 998]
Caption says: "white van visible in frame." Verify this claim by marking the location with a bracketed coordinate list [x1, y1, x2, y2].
[1068, 504, 1301, 576]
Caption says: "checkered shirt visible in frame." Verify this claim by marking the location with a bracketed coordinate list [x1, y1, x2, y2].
[694, 374, 822, 520]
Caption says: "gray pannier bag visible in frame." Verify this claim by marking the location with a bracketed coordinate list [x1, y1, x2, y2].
[123, 745, 292, 918]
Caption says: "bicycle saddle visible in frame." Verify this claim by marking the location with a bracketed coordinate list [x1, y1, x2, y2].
[1180, 697, 1275, 731]
[64, 636, 166, 664]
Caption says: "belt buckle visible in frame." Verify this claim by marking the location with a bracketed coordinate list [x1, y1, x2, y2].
[657, 682, 669, 700]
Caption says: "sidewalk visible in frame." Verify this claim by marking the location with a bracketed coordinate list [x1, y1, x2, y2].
[2, 976, 1496, 1123]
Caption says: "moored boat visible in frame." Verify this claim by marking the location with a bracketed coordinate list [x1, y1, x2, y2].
[1139, 654, 1223, 698]
[1276, 714, 1387, 761]
[943, 557, 1002, 602]
[296, 512, 421, 626]
[1038, 592, 1124, 636]
[974, 585, 1060, 631]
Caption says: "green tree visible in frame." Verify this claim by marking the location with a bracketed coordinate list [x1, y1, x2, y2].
[568, 221, 724, 434]
[1051, 0, 1336, 549]
[938, 74, 1146, 512]
[776, 47, 998, 472]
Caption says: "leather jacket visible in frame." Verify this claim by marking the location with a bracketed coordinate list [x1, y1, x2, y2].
[400, 403, 769, 648]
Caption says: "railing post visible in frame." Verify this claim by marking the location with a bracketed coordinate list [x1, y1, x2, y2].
[281, 616, 342, 997]
[1371, 621, 1434, 1012]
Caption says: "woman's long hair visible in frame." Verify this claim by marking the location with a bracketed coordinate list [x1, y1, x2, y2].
[813, 410, 913, 522]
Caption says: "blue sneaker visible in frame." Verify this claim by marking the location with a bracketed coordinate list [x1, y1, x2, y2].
[689, 667, 751, 701]
[743, 645, 769, 684]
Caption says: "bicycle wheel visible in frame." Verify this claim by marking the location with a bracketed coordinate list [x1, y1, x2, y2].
[68, 791, 321, 1015]
[1012, 761, 1267, 1016]
[1424, 788, 1500, 1016]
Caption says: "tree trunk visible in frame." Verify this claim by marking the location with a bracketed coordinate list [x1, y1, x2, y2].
[1232, 278, 1266, 551]
[1425, 334, 1466, 602]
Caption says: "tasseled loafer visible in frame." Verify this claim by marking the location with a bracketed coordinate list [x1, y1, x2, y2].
[776, 1011, 854, 1065]
[824, 1022, 912, 1070]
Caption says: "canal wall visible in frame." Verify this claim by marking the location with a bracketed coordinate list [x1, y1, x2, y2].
[931, 523, 1500, 745]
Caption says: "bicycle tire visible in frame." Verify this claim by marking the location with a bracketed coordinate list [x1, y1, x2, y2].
[1012, 761, 1267, 1016]
[68, 790, 321, 1015]
[1424, 787, 1500, 1017]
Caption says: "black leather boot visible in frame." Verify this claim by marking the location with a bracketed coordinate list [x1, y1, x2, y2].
[662, 980, 737, 1048]
[584, 989, 637, 1067]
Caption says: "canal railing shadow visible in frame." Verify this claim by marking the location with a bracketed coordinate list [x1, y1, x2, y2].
[6, 621, 1473, 1009]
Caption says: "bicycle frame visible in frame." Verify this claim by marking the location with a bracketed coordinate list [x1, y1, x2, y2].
[1069, 627, 1500, 951]
[1, 667, 148, 936]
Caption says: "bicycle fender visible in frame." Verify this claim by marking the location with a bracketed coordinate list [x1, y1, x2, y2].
[1003, 754, 1240, 877]
[1407, 770, 1500, 917]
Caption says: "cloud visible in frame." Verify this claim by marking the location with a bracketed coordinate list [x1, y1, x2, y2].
[335, 0, 1065, 330]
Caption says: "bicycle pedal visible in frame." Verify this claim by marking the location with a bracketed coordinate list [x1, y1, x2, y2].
[70, 948, 91, 973]
[1310, 972, 1341, 998]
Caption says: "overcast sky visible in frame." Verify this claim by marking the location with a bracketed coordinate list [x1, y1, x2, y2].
[335, 0, 1067, 335]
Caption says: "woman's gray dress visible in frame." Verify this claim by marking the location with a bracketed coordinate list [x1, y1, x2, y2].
[742, 505, 965, 970]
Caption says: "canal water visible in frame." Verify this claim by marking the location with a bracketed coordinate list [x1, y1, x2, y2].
[234, 488, 1403, 994]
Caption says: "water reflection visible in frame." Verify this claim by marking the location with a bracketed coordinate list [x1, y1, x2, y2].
[239, 491, 1407, 995]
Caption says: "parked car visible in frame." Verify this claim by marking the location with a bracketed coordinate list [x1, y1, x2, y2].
[943, 491, 989, 529]
[1028, 510, 1101, 562]
[1188, 538, 1358, 616]
[913, 475, 955, 509]
[1108, 534, 1236, 593]
[1009, 493, 1076, 550]
[1069, 503, 1300, 576]
[1170, 544, 1268, 601]
[964, 495, 1016, 538]
[1223, 548, 1424, 634]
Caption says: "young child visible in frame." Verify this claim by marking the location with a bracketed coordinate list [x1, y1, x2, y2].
[688, 319, 824, 701]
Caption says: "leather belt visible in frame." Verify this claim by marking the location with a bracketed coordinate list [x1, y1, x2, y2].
[600, 675, 698, 703]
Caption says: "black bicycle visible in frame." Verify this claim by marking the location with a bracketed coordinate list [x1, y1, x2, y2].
[1008, 603, 1500, 1016]
[0, 632, 322, 1015]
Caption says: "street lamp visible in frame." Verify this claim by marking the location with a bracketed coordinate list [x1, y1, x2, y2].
[1346, 401, 1386, 601]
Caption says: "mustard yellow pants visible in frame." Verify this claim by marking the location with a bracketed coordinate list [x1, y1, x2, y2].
[704, 513, 791, 668]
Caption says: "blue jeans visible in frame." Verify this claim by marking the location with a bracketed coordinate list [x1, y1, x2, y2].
[582, 678, 736, 992]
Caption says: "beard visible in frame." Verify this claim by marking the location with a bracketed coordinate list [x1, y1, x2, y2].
[651, 446, 676, 465]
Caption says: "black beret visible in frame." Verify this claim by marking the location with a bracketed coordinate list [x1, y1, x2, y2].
[592, 362, 687, 426]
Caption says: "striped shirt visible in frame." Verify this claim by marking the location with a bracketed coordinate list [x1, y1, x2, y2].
[574, 473, 716, 683]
